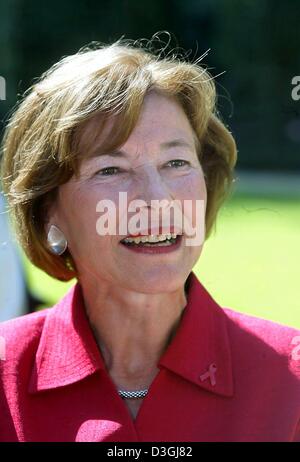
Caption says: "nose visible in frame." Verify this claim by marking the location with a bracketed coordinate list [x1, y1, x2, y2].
[134, 163, 174, 205]
[126, 163, 184, 235]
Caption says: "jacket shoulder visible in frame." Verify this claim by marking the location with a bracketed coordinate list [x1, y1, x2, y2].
[223, 307, 300, 375]
[0, 309, 50, 366]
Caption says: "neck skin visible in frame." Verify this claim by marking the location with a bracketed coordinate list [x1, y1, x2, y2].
[79, 275, 188, 390]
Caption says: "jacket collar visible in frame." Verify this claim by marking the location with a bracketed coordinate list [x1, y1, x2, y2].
[28, 284, 106, 393]
[28, 272, 234, 398]
[158, 273, 234, 397]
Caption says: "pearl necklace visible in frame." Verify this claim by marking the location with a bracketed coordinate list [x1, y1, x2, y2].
[118, 389, 149, 399]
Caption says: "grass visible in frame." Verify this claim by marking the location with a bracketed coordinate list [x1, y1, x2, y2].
[22, 193, 300, 329]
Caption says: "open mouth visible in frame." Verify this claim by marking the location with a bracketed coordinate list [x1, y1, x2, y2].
[120, 233, 181, 247]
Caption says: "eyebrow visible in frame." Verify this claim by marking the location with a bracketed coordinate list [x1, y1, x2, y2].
[91, 138, 197, 158]
[160, 139, 196, 151]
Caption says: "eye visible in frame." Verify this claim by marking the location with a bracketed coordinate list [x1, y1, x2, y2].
[96, 166, 121, 176]
[166, 159, 190, 168]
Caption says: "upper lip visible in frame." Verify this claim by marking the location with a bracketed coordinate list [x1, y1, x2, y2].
[120, 226, 183, 241]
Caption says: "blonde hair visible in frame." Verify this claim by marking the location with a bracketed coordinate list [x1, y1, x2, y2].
[0, 38, 237, 281]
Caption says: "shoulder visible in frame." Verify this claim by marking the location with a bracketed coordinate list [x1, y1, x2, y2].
[0, 309, 50, 368]
[223, 306, 300, 351]
[0, 308, 53, 441]
[223, 307, 300, 377]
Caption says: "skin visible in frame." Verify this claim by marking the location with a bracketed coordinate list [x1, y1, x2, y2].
[47, 91, 207, 419]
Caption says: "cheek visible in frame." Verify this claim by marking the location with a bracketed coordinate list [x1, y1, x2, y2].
[57, 186, 99, 251]
[173, 171, 206, 202]
[176, 174, 207, 238]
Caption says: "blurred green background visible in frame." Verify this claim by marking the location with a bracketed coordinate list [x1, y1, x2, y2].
[1, 0, 300, 327]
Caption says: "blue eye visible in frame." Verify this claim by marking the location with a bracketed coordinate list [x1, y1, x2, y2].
[167, 159, 190, 168]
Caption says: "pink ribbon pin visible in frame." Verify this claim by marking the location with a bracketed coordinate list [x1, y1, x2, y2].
[200, 363, 217, 386]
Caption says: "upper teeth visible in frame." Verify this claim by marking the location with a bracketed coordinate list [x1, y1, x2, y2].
[122, 233, 178, 244]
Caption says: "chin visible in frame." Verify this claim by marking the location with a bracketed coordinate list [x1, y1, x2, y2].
[123, 267, 190, 294]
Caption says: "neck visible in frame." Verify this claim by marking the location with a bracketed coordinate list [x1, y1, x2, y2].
[79, 274, 187, 388]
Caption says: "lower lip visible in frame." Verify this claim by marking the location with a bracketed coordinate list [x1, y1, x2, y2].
[120, 235, 183, 254]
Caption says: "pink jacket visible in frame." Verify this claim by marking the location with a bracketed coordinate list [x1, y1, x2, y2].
[0, 272, 299, 441]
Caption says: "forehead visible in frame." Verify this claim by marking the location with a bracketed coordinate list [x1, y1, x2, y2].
[73, 92, 197, 160]
[124, 92, 196, 147]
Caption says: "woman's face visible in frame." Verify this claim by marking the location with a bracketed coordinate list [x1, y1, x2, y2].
[49, 92, 207, 293]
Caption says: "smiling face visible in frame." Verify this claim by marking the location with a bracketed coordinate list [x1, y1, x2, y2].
[48, 92, 207, 293]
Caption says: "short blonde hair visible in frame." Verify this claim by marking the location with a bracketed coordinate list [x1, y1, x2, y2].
[1, 39, 237, 281]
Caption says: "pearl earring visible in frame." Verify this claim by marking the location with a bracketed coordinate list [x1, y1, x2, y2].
[47, 224, 68, 255]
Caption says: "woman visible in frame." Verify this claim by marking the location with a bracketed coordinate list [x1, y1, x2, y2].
[0, 39, 299, 442]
